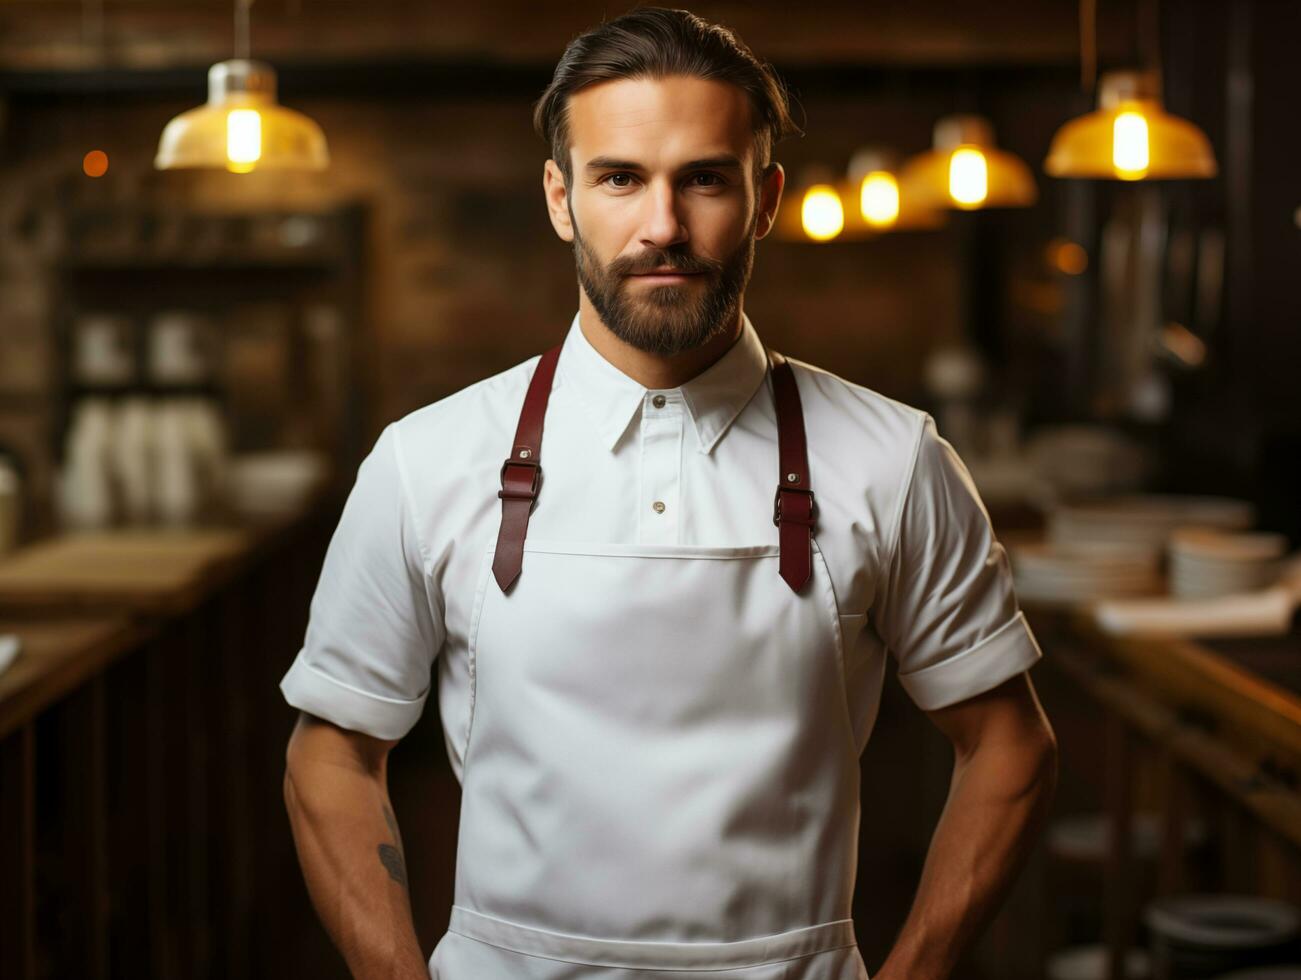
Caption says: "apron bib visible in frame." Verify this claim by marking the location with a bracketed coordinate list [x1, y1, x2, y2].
[429, 345, 869, 979]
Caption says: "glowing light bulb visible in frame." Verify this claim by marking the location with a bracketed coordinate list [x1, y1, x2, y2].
[1113, 110, 1150, 179]
[859, 171, 900, 228]
[948, 148, 988, 208]
[226, 109, 262, 172]
[801, 184, 844, 241]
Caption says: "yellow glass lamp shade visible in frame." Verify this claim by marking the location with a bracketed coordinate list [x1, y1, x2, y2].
[772, 152, 948, 243]
[900, 115, 1037, 211]
[1045, 70, 1216, 180]
[837, 148, 947, 236]
[155, 60, 329, 173]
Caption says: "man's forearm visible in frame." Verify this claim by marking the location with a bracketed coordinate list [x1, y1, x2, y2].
[284, 753, 428, 979]
[875, 733, 1058, 980]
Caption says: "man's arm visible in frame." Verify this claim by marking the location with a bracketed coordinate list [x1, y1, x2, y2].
[874, 671, 1058, 980]
[284, 711, 429, 979]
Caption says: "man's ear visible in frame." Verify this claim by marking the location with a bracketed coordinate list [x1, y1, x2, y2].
[754, 161, 785, 242]
[543, 159, 575, 243]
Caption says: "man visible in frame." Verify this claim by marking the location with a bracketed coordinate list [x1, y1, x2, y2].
[281, 8, 1058, 979]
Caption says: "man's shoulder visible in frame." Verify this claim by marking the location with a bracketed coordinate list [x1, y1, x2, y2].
[390, 351, 543, 450]
[785, 356, 929, 454]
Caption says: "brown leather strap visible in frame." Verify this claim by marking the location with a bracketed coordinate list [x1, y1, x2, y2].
[493, 342, 816, 594]
[492, 345, 562, 591]
[769, 349, 816, 592]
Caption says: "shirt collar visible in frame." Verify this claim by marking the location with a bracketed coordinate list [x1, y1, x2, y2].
[557, 309, 769, 455]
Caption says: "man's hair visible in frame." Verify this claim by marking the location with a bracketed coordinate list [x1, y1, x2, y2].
[532, 7, 804, 191]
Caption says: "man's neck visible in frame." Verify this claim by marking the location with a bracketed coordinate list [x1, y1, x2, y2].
[577, 294, 745, 390]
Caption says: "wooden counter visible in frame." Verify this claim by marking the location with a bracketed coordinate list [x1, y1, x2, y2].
[0, 494, 327, 618]
[1023, 604, 1301, 980]
[1063, 613, 1301, 775]
[0, 616, 152, 980]
[0, 493, 343, 980]
[1031, 607, 1301, 838]
[0, 616, 155, 738]
[0, 531, 250, 616]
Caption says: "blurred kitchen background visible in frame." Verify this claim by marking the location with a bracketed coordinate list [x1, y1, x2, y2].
[1, 1, 1299, 979]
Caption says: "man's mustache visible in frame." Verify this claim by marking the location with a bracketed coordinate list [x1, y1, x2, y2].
[613, 253, 723, 276]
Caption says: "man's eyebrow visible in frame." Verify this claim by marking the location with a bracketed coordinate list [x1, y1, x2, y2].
[583, 155, 745, 172]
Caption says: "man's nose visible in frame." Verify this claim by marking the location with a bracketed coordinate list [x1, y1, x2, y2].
[638, 178, 689, 250]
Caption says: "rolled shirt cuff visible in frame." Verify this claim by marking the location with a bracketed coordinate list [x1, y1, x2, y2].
[280, 655, 428, 741]
[895, 610, 1043, 711]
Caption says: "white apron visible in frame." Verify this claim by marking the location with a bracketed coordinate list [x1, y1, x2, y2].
[428, 347, 869, 979]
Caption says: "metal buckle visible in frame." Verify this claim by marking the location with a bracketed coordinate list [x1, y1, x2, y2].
[772, 485, 816, 527]
[499, 458, 541, 500]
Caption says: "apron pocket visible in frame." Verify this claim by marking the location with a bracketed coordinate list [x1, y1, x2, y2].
[447, 904, 859, 972]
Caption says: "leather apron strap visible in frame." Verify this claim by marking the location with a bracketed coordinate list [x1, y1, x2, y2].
[492, 343, 817, 593]
[492, 344, 561, 591]
[768, 349, 817, 592]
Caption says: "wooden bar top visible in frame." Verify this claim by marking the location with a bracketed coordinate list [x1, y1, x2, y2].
[0, 529, 252, 616]
[0, 616, 154, 739]
[1029, 604, 1301, 776]
[0, 488, 338, 617]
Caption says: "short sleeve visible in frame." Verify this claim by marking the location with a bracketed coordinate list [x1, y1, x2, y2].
[279, 423, 444, 740]
[873, 414, 1042, 711]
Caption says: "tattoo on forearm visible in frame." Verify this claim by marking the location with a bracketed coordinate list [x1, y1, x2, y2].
[378, 802, 408, 887]
[378, 843, 408, 887]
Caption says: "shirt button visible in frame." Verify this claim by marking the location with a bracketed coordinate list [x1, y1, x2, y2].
[652, 501, 666, 514]
[651, 394, 667, 409]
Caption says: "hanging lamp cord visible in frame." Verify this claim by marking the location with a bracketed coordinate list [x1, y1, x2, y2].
[1140, 0, 1163, 82]
[234, 0, 253, 60]
[1079, 0, 1097, 95]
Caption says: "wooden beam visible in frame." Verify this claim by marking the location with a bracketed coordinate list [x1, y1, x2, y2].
[0, 1, 1137, 73]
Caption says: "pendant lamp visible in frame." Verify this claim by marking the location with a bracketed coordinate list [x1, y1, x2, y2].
[154, 0, 328, 172]
[797, 163, 846, 243]
[844, 148, 945, 233]
[1044, 69, 1216, 180]
[771, 166, 844, 243]
[899, 115, 1037, 212]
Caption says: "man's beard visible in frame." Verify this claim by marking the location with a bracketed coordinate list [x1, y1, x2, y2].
[570, 203, 757, 357]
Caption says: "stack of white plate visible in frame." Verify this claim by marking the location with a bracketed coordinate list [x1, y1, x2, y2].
[1025, 424, 1152, 499]
[228, 450, 330, 518]
[1009, 537, 1163, 606]
[1049, 495, 1254, 551]
[1168, 527, 1288, 599]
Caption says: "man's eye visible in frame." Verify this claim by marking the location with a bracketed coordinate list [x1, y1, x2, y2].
[600, 172, 725, 188]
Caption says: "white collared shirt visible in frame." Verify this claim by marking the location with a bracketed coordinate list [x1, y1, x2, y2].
[280, 310, 1043, 776]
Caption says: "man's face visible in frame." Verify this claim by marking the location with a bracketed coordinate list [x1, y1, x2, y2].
[543, 75, 783, 356]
